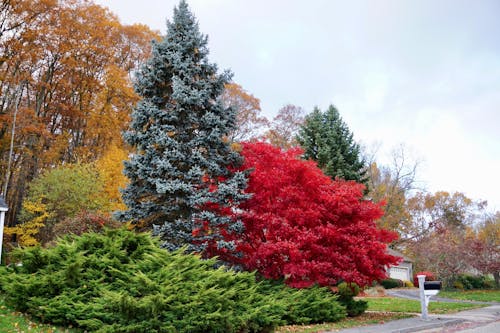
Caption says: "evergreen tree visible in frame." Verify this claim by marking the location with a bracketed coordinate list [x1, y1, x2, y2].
[117, 0, 248, 252]
[297, 105, 367, 185]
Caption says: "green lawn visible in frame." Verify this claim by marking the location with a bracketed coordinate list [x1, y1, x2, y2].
[362, 297, 489, 314]
[0, 294, 491, 333]
[438, 290, 500, 302]
[275, 312, 413, 333]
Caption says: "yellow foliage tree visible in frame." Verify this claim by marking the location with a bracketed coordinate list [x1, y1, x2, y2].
[4, 199, 51, 247]
[95, 144, 129, 212]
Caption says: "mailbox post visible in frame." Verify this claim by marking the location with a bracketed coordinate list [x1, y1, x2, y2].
[417, 275, 442, 320]
[0, 196, 8, 265]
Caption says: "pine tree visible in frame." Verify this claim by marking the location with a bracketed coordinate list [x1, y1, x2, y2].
[117, 0, 248, 252]
[297, 105, 367, 185]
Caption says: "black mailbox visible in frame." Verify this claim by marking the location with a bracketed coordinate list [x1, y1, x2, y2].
[423, 281, 441, 290]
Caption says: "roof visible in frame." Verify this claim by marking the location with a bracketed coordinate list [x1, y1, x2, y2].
[387, 247, 413, 263]
[0, 196, 8, 211]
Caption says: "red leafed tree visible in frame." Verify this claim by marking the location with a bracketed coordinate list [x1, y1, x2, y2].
[212, 142, 399, 288]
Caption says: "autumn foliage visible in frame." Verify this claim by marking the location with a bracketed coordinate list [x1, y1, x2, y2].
[214, 142, 398, 288]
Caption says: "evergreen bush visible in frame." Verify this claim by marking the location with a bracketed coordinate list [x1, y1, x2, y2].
[258, 281, 346, 324]
[335, 282, 368, 317]
[0, 229, 346, 332]
[380, 278, 404, 289]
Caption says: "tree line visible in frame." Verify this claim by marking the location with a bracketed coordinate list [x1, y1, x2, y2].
[1, 0, 498, 287]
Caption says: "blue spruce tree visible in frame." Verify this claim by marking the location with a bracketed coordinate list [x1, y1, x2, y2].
[117, 0, 248, 252]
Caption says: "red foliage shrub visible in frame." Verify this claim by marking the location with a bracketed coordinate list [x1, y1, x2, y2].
[413, 271, 436, 287]
[52, 210, 120, 239]
[211, 142, 399, 288]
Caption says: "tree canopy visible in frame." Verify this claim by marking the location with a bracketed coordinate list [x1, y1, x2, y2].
[213, 142, 398, 288]
[297, 105, 367, 185]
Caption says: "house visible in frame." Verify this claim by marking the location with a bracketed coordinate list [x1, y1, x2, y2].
[387, 248, 413, 281]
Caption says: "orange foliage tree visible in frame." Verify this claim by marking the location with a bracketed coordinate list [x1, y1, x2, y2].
[0, 0, 158, 225]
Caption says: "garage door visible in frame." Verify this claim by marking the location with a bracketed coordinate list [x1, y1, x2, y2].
[389, 267, 409, 281]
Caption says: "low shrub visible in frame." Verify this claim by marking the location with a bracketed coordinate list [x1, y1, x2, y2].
[453, 281, 465, 290]
[52, 211, 120, 239]
[260, 282, 346, 324]
[380, 278, 403, 289]
[403, 280, 414, 288]
[482, 279, 496, 289]
[0, 229, 346, 332]
[336, 282, 368, 317]
[456, 274, 494, 290]
[413, 271, 436, 287]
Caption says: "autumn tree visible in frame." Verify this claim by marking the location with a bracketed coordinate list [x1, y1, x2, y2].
[95, 144, 129, 212]
[213, 142, 398, 288]
[117, 1, 248, 252]
[366, 145, 420, 242]
[7, 163, 110, 245]
[0, 0, 157, 225]
[408, 226, 470, 287]
[406, 191, 486, 241]
[405, 191, 491, 286]
[264, 104, 305, 149]
[465, 212, 500, 287]
[297, 105, 367, 185]
[221, 83, 269, 142]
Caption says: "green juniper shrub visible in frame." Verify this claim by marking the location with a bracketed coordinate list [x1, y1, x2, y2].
[380, 278, 404, 289]
[257, 281, 346, 324]
[0, 229, 347, 332]
[335, 282, 368, 317]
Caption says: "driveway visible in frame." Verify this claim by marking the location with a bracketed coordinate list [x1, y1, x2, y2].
[326, 290, 500, 333]
[385, 289, 500, 305]
[327, 305, 500, 333]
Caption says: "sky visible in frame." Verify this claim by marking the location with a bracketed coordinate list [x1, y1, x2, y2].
[94, 0, 500, 212]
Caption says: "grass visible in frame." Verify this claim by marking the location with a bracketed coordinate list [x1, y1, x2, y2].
[275, 312, 414, 333]
[438, 290, 500, 302]
[0, 297, 77, 333]
[362, 297, 489, 314]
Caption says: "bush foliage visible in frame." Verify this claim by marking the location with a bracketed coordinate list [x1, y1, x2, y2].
[0, 229, 346, 332]
[413, 271, 436, 287]
[455, 274, 495, 290]
[336, 282, 368, 317]
[380, 278, 404, 289]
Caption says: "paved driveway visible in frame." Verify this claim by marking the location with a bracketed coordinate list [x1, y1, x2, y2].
[385, 289, 500, 305]
[326, 290, 500, 333]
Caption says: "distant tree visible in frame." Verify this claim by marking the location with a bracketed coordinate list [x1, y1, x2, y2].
[297, 105, 367, 185]
[116, 1, 248, 252]
[367, 145, 420, 242]
[408, 226, 470, 287]
[213, 142, 399, 288]
[221, 83, 269, 142]
[264, 104, 305, 149]
[406, 191, 486, 241]
[465, 212, 500, 287]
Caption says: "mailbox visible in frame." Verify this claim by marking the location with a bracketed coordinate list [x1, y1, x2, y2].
[423, 281, 442, 290]
[423, 281, 441, 296]
[417, 275, 442, 320]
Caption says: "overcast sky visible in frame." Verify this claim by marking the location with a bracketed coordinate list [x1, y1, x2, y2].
[94, 0, 500, 212]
